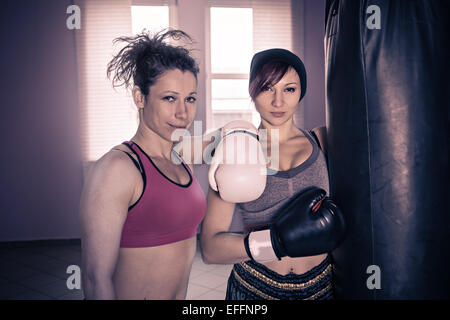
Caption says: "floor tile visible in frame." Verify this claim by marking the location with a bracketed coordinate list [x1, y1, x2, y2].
[33, 259, 75, 280]
[188, 267, 206, 280]
[54, 250, 81, 265]
[195, 289, 226, 300]
[189, 272, 228, 290]
[35, 279, 71, 299]
[11, 253, 63, 270]
[186, 283, 212, 300]
[0, 240, 231, 300]
[58, 289, 85, 300]
[17, 273, 61, 291]
[209, 264, 233, 277]
[0, 261, 39, 282]
[0, 283, 30, 299]
[215, 282, 228, 293]
[41, 247, 79, 260]
[0, 248, 38, 263]
[14, 289, 53, 300]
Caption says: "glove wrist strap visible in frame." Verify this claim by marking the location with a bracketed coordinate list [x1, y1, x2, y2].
[246, 229, 279, 263]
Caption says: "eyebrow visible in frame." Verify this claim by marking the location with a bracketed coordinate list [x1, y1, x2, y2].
[162, 90, 197, 95]
[284, 82, 299, 86]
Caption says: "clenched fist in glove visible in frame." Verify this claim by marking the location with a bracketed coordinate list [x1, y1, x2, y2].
[208, 120, 267, 203]
[244, 186, 346, 262]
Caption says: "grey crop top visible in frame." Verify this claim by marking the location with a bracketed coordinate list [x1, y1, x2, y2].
[229, 128, 330, 232]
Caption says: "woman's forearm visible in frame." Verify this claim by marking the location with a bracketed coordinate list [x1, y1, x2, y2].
[173, 129, 221, 165]
[200, 232, 249, 265]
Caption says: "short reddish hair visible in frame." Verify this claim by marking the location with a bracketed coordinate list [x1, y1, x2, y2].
[249, 60, 293, 100]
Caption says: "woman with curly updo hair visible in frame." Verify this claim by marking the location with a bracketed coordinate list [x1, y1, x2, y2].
[80, 29, 206, 300]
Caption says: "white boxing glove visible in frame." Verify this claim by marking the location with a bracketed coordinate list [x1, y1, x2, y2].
[208, 120, 267, 203]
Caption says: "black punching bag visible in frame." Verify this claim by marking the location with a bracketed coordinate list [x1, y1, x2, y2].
[325, 0, 450, 299]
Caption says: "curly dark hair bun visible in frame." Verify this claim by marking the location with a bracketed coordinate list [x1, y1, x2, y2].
[107, 29, 199, 96]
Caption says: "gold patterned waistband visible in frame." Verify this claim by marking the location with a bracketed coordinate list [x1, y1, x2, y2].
[232, 270, 278, 300]
[232, 261, 333, 300]
[238, 261, 332, 290]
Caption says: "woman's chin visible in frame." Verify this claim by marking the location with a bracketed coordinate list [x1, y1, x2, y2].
[261, 117, 289, 128]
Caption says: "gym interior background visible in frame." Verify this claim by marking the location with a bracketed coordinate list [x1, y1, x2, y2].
[0, 0, 327, 299]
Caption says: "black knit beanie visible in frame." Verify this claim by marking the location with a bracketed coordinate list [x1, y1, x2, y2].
[249, 48, 307, 101]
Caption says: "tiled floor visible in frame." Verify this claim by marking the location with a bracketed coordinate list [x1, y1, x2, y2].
[0, 240, 233, 300]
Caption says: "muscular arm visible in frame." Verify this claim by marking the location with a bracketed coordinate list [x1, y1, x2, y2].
[173, 129, 221, 165]
[200, 188, 249, 265]
[79, 151, 138, 299]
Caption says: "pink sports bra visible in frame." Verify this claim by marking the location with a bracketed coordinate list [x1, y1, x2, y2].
[118, 141, 206, 248]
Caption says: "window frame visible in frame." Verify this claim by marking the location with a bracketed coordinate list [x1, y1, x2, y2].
[206, 6, 256, 130]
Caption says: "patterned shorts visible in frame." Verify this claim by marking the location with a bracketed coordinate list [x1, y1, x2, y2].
[225, 255, 334, 300]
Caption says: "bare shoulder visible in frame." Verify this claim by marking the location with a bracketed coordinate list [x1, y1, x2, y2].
[311, 126, 326, 138]
[82, 147, 141, 199]
[93, 146, 138, 176]
[311, 126, 328, 155]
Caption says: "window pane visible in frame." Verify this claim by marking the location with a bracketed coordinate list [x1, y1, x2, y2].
[131, 6, 169, 35]
[210, 7, 253, 74]
[77, 0, 134, 161]
[211, 99, 253, 111]
[213, 112, 254, 129]
[212, 79, 249, 99]
[212, 79, 252, 111]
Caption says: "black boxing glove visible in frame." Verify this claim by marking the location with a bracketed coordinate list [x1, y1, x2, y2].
[244, 187, 346, 262]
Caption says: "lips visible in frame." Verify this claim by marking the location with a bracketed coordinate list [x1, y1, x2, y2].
[169, 123, 187, 129]
[270, 112, 286, 118]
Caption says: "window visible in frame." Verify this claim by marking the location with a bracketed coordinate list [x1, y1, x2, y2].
[209, 7, 255, 129]
[131, 5, 169, 34]
[77, 2, 170, 162]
